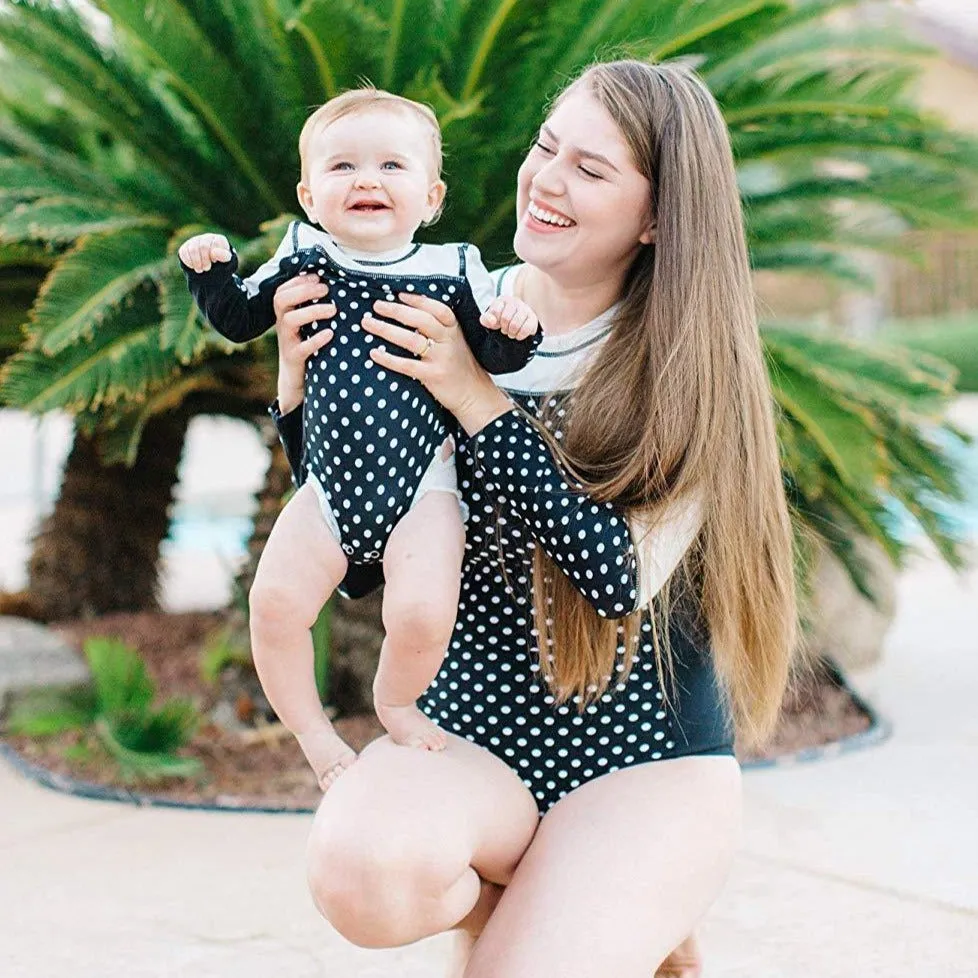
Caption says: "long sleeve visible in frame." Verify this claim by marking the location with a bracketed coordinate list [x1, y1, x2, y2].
[455, 244, 542, 375]
[180, 226, 298, 343]
[268, 399, 306, 488]
[468, 409, 638, 618]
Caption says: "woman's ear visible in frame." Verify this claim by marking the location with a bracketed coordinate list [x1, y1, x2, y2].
[297, 181, 317, 223]
[639, 221, 656, 245]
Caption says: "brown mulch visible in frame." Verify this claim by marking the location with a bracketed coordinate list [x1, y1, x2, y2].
[1, 611, 873, 810]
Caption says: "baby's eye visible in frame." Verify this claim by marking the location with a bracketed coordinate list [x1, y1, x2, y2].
[579, 166, 602, 179]
[381, 160, 403, 170]
[533, 140, 555, 155]
[331, 161, 354, 171]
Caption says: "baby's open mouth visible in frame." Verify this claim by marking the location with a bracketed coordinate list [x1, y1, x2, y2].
[350, 202, 390, 211]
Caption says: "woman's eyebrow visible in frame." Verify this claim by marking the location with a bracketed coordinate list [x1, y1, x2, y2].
[541, 124, 621, 173]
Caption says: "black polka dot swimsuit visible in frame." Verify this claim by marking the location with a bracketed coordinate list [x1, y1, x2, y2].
[183, 222, 539, 589]
[272, 265, 735, 815]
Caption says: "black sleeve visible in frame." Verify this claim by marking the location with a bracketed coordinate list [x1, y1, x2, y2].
[453, 287, 542, 375]
[469, 409, 638, 619]
[181, 251, 282, 343]
[268, 399, 306, 488]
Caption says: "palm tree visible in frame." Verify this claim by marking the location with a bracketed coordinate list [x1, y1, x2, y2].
[0, 1, 974, 651]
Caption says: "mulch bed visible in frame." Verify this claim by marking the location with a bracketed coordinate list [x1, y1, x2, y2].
[1, 611, 874, 811]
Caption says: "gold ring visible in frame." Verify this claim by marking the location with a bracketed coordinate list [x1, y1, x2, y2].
[418, 336, 433, 359]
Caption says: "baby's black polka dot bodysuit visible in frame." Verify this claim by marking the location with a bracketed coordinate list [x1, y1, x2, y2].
[183, 222, 540, 590]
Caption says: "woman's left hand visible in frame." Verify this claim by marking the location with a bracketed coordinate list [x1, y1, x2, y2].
[363, 293, 513, 435]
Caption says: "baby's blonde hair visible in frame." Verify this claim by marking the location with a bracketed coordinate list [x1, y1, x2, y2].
[298, 87, 443, 183]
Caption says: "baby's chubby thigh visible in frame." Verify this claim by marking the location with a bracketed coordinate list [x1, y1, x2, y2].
[250, 481, 348, 634]
[381, 448, 466, 652]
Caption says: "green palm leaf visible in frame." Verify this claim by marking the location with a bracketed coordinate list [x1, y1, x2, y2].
[92, 0, 286, 211]
[2, 291, 178, 412]
[0, 198, 166, 244]
[23, 229, 170, 355]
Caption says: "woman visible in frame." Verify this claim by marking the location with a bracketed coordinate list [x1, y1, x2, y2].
[269, 60, 796, 978]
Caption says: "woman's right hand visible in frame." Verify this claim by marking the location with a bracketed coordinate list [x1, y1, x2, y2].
[273, 273, 337, 413]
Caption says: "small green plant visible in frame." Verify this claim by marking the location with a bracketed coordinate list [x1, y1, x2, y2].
[199, 624, 252, 686]
[5, 636, 202, 783]
[311, 599, 332, 705]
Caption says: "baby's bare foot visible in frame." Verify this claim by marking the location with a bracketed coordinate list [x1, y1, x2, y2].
[294, 726, 358, 792]
[375, 701, 448, 751]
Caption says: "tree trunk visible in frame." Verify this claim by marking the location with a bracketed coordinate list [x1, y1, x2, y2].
[232, 417, 296, 602]
[26, 410, 191, 620]
[328, 590, 384, 715]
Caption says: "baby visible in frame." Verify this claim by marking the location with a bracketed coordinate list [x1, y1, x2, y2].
[179, 89, 540, 790]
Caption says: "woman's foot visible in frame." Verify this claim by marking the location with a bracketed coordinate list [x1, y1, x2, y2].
[374, 700, 448, 751]
[654, 933, 702, 978]
[294, 726, 358, 791]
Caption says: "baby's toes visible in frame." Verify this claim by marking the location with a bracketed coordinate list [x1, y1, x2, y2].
[422, 726, 448, 751]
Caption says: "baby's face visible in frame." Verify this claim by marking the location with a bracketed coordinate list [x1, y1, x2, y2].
[298, 109, 445, 254]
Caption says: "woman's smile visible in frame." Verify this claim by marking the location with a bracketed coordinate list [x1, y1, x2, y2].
[525, 200, 576, 230]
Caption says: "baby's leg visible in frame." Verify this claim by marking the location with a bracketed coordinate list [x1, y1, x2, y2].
[249, 482, 354, 789]
[375, 490, 465, 750]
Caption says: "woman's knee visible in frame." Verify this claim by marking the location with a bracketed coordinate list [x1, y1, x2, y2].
[305, 809, 473, 947]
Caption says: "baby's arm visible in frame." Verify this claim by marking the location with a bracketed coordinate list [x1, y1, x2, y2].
[179, 226, 297, 343]
[455, 244, 542, 374]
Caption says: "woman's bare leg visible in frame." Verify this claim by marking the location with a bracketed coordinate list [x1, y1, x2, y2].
[655, 933, 702, 977]
[374, 491, 465, 749]
[305, 731, 539, 949]
[249, 482, 354, 785]
[462, 755, 742, 978]
[451, 881, 702, 978]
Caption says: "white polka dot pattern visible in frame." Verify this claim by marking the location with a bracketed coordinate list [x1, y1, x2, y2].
[420, 397, 697, 814]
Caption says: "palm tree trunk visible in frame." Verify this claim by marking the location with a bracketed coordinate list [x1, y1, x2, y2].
[26, 410, 191, 620]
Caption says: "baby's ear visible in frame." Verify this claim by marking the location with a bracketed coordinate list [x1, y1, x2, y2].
[297, 181, 317, 222]
[425, 179, 447, 224]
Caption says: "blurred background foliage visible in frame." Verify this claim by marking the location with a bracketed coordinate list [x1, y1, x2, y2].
[0, 0, 976, 621]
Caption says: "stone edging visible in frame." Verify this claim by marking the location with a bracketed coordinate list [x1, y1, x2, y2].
[740, 658, 892, 771]
[1, 663, 890, 814]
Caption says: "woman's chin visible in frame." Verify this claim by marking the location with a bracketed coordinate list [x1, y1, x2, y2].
[513, 225, 573, 271]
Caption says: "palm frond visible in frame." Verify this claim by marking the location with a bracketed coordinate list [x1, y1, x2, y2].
[1, 287, 179, 412]
[22, 229, 170, 355]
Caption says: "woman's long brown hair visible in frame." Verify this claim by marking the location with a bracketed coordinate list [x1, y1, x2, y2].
[530, 61, 798, 749]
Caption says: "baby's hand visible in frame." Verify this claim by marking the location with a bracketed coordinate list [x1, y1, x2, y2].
[481, 295, 539, 341]
[178, 233, 232, 273]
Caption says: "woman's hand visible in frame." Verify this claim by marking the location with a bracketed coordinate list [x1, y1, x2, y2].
[362, 293, 513, 435]
[272, 273, 337, 413]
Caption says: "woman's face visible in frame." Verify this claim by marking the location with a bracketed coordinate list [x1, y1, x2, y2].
[514, 86, 655, 286]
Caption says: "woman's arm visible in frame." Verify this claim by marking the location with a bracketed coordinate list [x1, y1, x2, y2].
[359, 293, 675, 618]
[361, 292, 516, 433]
[468, 409, 638, 619]
[470, 412, 705, 618]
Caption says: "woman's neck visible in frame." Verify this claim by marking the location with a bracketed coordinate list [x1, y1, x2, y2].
[517, 265, 625, 337]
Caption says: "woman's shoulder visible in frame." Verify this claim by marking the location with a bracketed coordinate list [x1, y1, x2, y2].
[489, 264, 523, 297]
